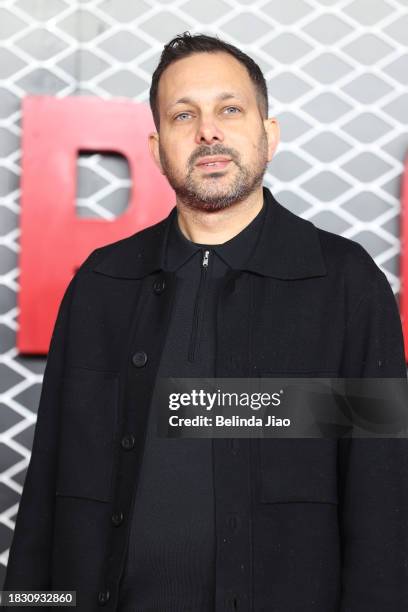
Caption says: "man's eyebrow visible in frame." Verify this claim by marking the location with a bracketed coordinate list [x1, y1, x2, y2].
[166, 92, 245, 112]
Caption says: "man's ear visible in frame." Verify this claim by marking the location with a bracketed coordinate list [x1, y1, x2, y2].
[263, 117, 280, 162]
[148, 131, 165, 175]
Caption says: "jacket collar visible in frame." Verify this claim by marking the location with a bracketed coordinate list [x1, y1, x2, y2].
[92, 187, 327, 280]
[165, 193, 266, 272]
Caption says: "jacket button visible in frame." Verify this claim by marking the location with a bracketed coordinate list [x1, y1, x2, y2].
[97, 589, 110, 605]
[111, 511, 124, 526]
[121, 433, 135, 450]
[153, 278, 166, 294]
[132, 351, 148, 367]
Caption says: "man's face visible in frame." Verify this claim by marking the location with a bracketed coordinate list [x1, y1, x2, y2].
[149, 51, 279, 212]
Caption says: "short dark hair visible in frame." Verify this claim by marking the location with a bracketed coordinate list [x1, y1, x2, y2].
[149, 31, 268, 131]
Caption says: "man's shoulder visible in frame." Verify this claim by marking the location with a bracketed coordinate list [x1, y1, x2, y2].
[309, 223, 397, 321]
[274, 198, 387, 288]
[77, 215, 169, 275]
[313, 223, 387, 286]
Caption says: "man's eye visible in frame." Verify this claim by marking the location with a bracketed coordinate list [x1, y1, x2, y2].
[174, 112, 191, 121]
[224, 106, 241, 114]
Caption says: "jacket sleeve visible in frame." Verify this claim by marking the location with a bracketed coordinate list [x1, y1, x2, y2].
[3, 274, 77, 593]
[338, 263, 408, 610]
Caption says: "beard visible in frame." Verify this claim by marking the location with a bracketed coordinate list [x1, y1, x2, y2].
[158, 129, 269, 213]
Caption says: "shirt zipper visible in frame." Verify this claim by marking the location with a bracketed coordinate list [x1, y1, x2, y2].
[188, 249, 210, 362]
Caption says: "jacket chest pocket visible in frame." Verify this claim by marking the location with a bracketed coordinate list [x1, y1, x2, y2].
[257, 370, 339, 505]
[56, 367, 119, 503]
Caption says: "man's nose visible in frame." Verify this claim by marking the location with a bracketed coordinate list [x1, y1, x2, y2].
[195, 118, 224, 145]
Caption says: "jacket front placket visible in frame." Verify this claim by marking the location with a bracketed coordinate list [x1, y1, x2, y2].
[97, 269, 178, 610]
[213, 269, 255, 612]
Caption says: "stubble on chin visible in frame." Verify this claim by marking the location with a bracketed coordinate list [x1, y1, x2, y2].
[179, 166, 261, 213]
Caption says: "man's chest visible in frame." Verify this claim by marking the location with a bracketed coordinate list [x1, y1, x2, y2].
[65, 269, 345, 378]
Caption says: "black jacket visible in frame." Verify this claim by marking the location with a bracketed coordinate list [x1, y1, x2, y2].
[4, 187, 408, 611]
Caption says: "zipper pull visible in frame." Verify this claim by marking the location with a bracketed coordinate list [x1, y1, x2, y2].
[202, 249, 210, 267]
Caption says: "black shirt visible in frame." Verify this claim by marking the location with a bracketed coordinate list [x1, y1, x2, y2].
[118, 198, 266, 612]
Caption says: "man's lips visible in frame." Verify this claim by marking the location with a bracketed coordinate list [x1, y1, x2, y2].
[195, 156, 232, 171]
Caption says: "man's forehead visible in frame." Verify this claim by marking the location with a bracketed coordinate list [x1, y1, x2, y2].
[159, 53, 251, 97]
[159, 52, 254, 104]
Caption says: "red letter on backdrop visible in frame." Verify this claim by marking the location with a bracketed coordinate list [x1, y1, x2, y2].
[19, 96, 174, 354]
[402, 154, 408, 361]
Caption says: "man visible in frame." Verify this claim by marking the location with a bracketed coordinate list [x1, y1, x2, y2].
[4, 32, 408, 611]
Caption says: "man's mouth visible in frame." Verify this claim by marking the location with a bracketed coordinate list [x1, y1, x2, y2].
[196, 157, 232, 170]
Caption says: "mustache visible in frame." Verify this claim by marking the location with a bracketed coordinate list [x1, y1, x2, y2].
[189, 145, 239, 168]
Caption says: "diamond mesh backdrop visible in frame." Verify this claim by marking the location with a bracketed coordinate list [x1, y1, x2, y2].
[0, 0, 407, 586]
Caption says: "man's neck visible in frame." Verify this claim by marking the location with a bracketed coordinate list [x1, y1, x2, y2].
[176, 187, 264, 245]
